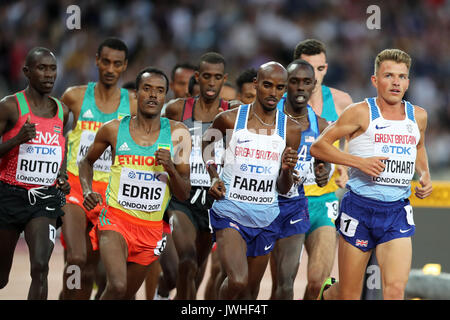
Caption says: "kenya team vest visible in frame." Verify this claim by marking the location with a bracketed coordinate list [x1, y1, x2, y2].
[181, 97, 229, 187]
[0, 91, 65, 189]
[347, 98, 420, 201]
[106, 116, 174, 221]
[66, 82, 130, 182]
[211, 104, 287, 228]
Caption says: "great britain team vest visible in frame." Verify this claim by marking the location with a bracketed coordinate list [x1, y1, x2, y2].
[346, 97, 420, 201]
[211, 104, 286, 228]
[0, 91, 65, 189]
[66, 82, 130, 182]
[106, 116, 174, 221]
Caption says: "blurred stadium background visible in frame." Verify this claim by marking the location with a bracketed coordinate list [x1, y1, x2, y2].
[0, 0, 448, 299]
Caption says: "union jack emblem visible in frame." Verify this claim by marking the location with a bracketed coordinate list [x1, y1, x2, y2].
[356, 239, 368, 247]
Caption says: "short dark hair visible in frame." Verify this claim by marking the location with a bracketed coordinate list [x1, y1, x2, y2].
[235, 68, 257, 92]
[293, 39, 326, 60]
[25, 47, 55, 67]
[198, 52, 226, 70]
[286, 59, 315, 77]
[135, 67, 169, 93]
[122, 81, 136, 90]
[188, 75, 198, 96]
[97, 37, 128, 60]
[170, 62, 196, 81]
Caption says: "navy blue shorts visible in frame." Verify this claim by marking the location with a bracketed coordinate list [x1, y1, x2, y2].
[209, 208, 279, 257]
[275, 196, 310, 240]
[336, 191, 415, 252]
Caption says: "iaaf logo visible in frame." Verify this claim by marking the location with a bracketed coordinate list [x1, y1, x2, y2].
[239, 164, 272, 174]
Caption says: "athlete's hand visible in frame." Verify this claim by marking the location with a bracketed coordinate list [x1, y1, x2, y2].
[209, 177, 226, 200]
[335, 165, 348, 189]
[281, 147, 298, 172]
[357, 156, 388, 177]
[314, 162, 329, 187]
[83, 191, 103, 211]
[56, 177, 71, 195]
[415, 172, 432, 199]
[155, 148, 176, 175]
[15, 115, 36, 144]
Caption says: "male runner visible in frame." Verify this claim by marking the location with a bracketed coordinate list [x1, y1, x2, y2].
[0, 47, 70, 299]
[202, 61, 301, 300]
[284, 39, 353, 299]
[270, 59, 330, 299]
[79, 67, 191, 299]
[60, 38, 136, 299]
[164, 52, 230, 299]
[312, 49, 433, 299]
[235, 68, 257, 105]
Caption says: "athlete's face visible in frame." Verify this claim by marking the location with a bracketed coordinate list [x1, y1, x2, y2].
[196, 62, 227, 102]
[136, 73, 167, 117]
[255, 68, 287, 112]
[170, 67, 195, 99]
[238, 82, 257, 104]
[287, 65, 316, 112]
[371, 60, 409, 105]
[300, 52, 327, 91]
[96, 46, 127, 87]
[220, 85, 237, 101]
[24, 53, 57, 94]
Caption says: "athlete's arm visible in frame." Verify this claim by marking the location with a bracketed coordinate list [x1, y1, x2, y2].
[310, 102, 387, 177]
[313, 116, 331, 187]
[0, 95, 36, 158]
[157, 120, 191, 201]
[202, 109, 237, 199]
[413, 106, 432, 199]
[78, 119, 119, 210]
[55, 101, 71, 194]
[162, 98, 184, 121]
[278, 119, 301, 194]
[60, 86, 87, 129]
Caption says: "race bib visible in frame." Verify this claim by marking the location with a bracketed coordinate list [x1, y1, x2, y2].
[117, 167, 168, 212]
[77, 130, 112, 172]
[16, 143, 62, 185]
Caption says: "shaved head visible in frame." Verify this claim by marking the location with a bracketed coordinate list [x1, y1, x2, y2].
[257, 61, 287, 81]
[25, 47, 55, 67]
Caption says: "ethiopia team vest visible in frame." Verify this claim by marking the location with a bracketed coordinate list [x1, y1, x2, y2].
[0, 91, 65, 189]
[181, 97, 229, 187]
[66, 82, 130, 182]
[211, 104, 286, 228]
[347, 97, 420, 201]
[279, 105, 319, 200]
[106, 116, 174, 221]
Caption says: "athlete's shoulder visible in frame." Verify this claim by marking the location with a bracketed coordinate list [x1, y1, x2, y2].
[329, 87, 353, 115]
[168, 118, 189, 132]
[164, 97, 185, 120]
[60, 85, 88, 110]
[411, 103, 428, 129]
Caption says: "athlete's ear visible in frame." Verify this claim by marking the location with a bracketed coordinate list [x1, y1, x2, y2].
[371, 74, 377, 89]
[223, 73, 228, 83]
[22, 65, 29, 77]
[194, 70, 200, 82]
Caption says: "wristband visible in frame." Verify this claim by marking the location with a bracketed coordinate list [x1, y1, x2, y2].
[206, 159, 217, 170]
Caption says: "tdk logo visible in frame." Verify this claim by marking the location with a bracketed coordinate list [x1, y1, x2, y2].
[127, 170, 162, 181]
[240, 164, 272, 174]
[382, 145, 411, 155]
[26, 146, 57, 155]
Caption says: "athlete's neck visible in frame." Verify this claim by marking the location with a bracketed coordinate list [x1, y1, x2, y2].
[95, 81, 120, 102]
[308, 86, 323, 115]
[23, 86, 51, 110]
[133, 113, 161, 134]
[198, 96, 220, 112]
